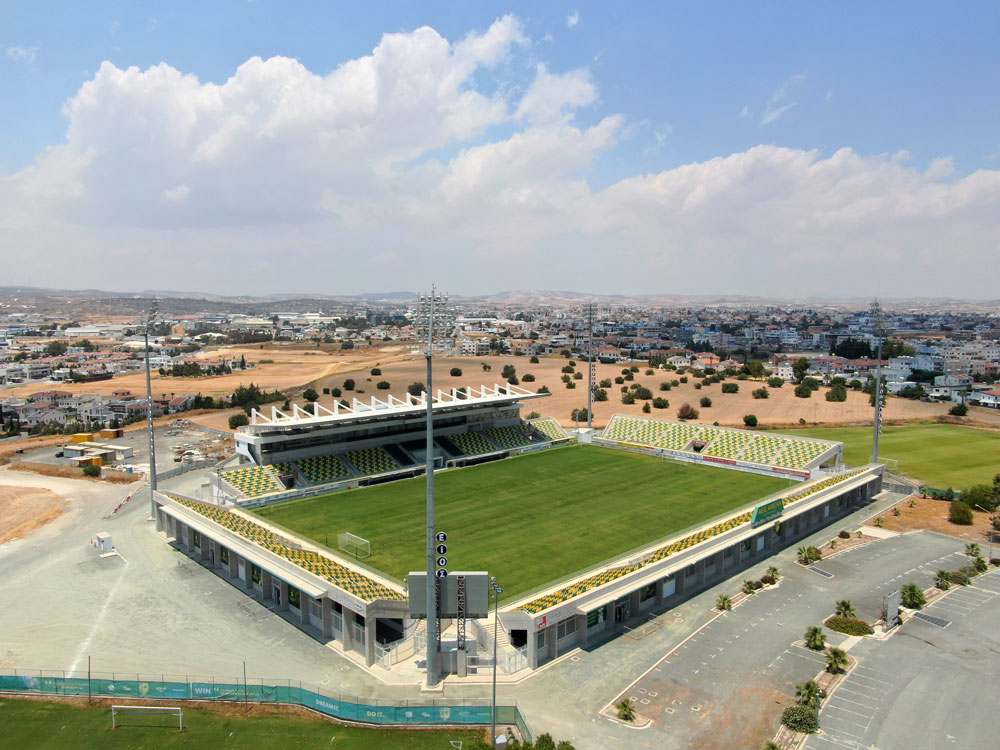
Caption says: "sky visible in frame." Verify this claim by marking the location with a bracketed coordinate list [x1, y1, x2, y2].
[2, 1, 999, 299]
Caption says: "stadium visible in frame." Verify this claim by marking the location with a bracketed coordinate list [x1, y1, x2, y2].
[153, 382, 883, 677]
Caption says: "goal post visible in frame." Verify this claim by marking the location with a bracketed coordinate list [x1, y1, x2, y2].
[337, 532, 372, 559]
[111, 705, 183, 731]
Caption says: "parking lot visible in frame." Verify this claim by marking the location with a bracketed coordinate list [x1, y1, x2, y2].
[807, 568, 1000, 750]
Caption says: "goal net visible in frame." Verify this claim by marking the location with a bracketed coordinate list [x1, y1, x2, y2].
[111, 705, 183, 730]
[338, 532, 372, 559]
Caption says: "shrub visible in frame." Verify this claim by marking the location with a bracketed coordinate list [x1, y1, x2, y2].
[838, 530, 851, 539]
[573, 371, 583, 380]
[322, 387, 330, 394]
[525, 411, 540, 420]
[794, 384, 812, 398]
[900, 582, 926, 609]
[950, 499, 974, 525]
[677, 403, 699, 420]
[634, 385, 652, 399]
[767, 376, 784, 388]
[700, 396, 712, 408]
[82, 464, 101, 477]
[721, 382, 739, 394]
[258, 358, 274, 364]
[645, 369, 654, 376]
[376, 381, 391, 390]
[694, 382, 702, 390]
[330, 387, 342, 398]
[630, 365, 639, 373]
[228, 413, 249, 429]
[659, 381, 671, 391]
[450, 367, 462, 377]
[508, 376, 519, 385]
[824, 615, 873, 636]
[781, 704, 818, 734]
[302, 388, 319, 402]
[797, 546, 822, 564]
[530, 356, 539, 363]
[679, 376, 688, 383]
[342, 378, 355, 391]
[565, 381, 576, 389]
[370, 367, 381, 376]
[804, 625, 827, 650]
[621, 391, 635, 404]
[642, 402, 651, 413]
[950, 402, 968, 416]
[825, 384, 848, 402]
[742, 580, 762, 595]
[615, 698, 636, 722]
[501, 365, 516, 379]
[407, 382, 426, 397]
[716, 594, 733, 611]
[752, 388, 769, 399]
[521, 373, 536, 382]
[615, 376, 625, 384]
[562, 365, 575, 374]
[652, 397, 669, 409]
[594, 389, 608, 402]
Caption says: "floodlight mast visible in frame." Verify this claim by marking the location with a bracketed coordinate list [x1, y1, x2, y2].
[418, 287, 451, 688]
[144, 301, 159, 519]
[584, 302, 597, 431]
[869, 299, 888, 465]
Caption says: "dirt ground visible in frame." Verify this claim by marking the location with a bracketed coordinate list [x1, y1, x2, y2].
[875, 495, 997, 547]
[0, 342, 409, 400]
[294, 355, 962, 429]
[0, 485, 67, 544]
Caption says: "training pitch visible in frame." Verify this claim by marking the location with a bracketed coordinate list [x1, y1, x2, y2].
[788, 422, 1000, 488]
[253, 444, 790, 600]
[0, 698, 478, 749]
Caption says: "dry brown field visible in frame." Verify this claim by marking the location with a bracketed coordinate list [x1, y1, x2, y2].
[0, 485, 67, 544]
[299, 354, 962, 430]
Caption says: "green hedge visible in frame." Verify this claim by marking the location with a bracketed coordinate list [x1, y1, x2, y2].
[824, 615, 873, 636]
[781, 704, 818, 733]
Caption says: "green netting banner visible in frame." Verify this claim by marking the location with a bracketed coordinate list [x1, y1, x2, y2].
[0, 673, 528, 739]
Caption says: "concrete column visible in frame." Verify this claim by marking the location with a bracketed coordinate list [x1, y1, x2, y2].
[244, 559, 255, 592]
[628, 590, 641, 618]
[322, 598, 333, 639]
[695, 558, 707, 588]
[527, 626, 538, 669]
[655, 577, 665, 600]
[278, 580, 289, 611]
[675, 568, 687, 596]
[227, 550, 238, 580]
[576, 614, 589, 646]
[299, 597, 310, 626]
[261, 570, 273, 601]
[155, 507, 164, 533]
[342, 612, 355, 651]
[364, 616, 376, 667]
[199, 537, 210, 562]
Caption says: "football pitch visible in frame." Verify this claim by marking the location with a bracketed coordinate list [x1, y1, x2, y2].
[253, 444, 789, 600]
[0, 698, 478, 749]
[787, 423, 1000, 489]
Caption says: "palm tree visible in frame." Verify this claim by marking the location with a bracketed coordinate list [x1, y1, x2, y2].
[767, 565, 780, 580]
[797, 546, 810, 564]
[765, 743, 782, 750]
[935, 570, 951, 590]
[795, 680, 822, 709]
[804, 626, 827, 651]
[835, 600, 856, 618]
[716, 594, 733, 611]
[901, 582, 926, 609]
[825, 647, 849, 674]
[966, 543, 981, 558]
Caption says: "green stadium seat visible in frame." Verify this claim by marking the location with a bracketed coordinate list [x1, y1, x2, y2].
[344, 447, 399, 476]
[295, 453, 351, 484]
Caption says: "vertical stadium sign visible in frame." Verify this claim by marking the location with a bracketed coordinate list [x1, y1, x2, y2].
[751, 498, 784, 524]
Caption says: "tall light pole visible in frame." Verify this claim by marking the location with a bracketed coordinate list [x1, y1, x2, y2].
[489, 576, 503, 749]
[415, 287, 453, 688]
[869, 300, 888, 465]
[584, 302, 597, 431]
[144, 301, 160, 519]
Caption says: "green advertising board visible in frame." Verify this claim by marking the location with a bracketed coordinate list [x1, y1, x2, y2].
[751, 498, 784, 524]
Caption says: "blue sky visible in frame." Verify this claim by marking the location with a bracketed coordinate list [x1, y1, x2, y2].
[2, 2, 999, 297]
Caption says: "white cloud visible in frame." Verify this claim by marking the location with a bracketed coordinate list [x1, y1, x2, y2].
[739, 105, 749, 119]
[6, 46, 38, 65]
[761, 73, 805, 126]
[567, 10, 580, 28]
[1, 22, 998, 299]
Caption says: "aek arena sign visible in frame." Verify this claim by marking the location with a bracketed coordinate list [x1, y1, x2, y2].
[751, 499, 784, 525]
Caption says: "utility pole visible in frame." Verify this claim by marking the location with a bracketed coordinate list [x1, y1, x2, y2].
[145, 301, 160, 520]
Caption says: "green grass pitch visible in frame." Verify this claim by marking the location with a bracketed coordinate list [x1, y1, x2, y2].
[0, 698, 478, 749]
[786, 423, 1000, 489]
[253, 444, 789, 600]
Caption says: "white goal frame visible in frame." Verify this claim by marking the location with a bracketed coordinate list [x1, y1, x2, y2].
[338, 532, 372, 559]
[111, 704, 183, 730]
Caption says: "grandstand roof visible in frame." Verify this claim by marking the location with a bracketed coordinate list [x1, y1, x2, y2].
[245, 383, 546, 435]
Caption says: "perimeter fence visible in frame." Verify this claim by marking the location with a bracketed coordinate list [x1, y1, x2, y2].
[0, 667, 531, 739]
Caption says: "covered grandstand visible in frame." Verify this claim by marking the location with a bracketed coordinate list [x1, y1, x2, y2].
[595, 414, 841, 479]
[218, 384, 570, 502]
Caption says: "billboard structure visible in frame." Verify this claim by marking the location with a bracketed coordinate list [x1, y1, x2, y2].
[408, 572, 490, 620]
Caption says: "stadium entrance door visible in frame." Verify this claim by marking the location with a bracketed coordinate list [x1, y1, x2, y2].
[614, 600, 630, 623]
